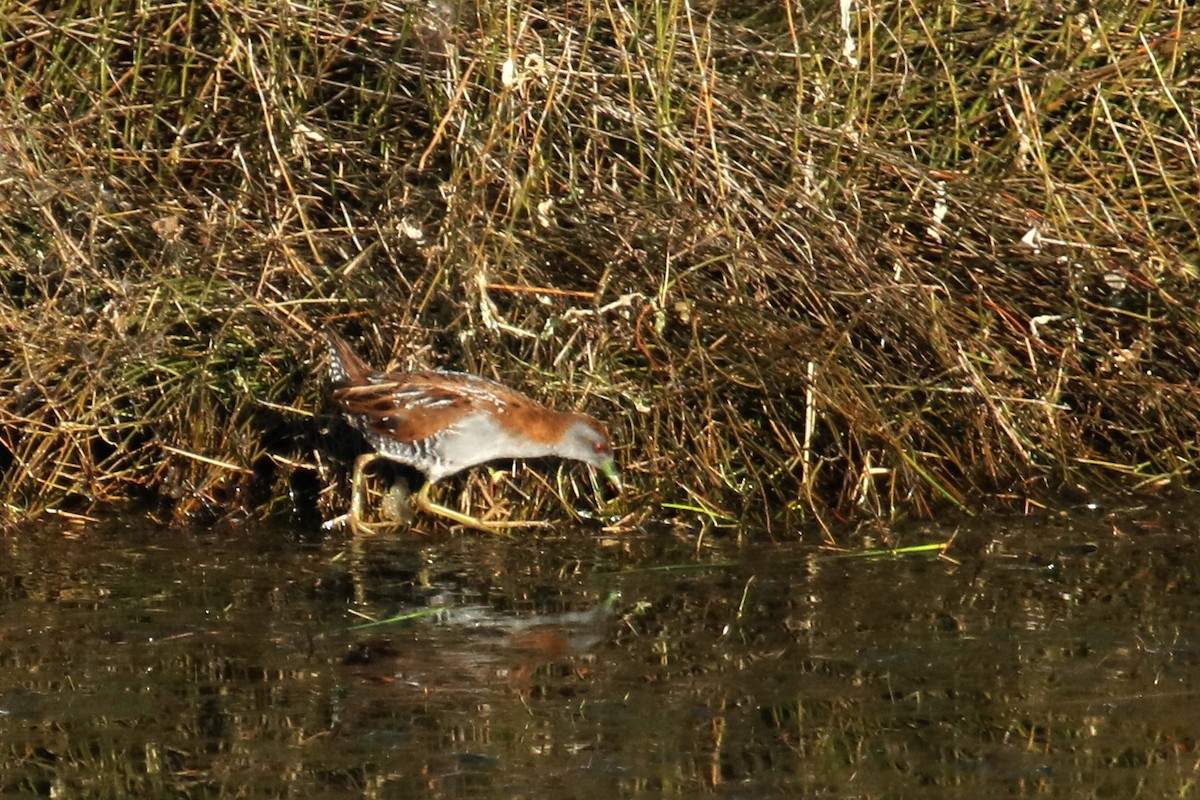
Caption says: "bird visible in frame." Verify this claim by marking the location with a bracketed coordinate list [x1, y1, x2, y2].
[322, 330, 621, 534]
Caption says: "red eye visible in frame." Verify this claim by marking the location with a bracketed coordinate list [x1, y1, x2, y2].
[594, 442, 607, 453]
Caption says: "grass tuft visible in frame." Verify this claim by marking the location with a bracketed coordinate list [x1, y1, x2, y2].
[1, 1, 1197, 534]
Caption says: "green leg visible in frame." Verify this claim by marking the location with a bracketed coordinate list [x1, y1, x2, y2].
[412, 482, 548, 534]
[324, 453, 399, 536]
[326, 455, 551, 535]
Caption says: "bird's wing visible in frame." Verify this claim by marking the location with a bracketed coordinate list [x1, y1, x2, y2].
[331, 370, 535, 443]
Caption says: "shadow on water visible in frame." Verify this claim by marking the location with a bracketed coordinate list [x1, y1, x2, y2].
[1, 503, 1198, 798]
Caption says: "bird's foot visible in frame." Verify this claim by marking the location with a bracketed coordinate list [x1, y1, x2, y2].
[322, 512, 400, 536]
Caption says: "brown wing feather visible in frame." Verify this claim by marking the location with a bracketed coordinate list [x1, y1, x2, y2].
[331, 369, 551, 443]
[325, 331, 373, 385]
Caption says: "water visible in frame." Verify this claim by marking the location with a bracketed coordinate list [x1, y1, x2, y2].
[0, 504, 1197, 798]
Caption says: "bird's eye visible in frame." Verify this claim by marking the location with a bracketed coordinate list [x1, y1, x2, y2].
[594, 441, 607, 454]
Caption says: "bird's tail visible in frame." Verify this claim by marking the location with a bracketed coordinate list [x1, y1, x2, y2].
[324, 331, 373, 385]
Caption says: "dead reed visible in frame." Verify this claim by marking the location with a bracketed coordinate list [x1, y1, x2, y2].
[0, 1, 1196, 535]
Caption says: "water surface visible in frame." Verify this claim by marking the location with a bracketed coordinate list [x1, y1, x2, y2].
[1, 504, 1197, 798]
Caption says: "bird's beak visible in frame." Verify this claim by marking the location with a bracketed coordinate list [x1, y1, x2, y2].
[600, 459, 622, 492]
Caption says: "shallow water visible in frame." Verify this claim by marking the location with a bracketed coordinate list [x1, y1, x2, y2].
[1, 504, 1198, 798]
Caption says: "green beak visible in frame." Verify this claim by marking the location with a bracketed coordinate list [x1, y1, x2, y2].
[600, 459, 622, 492]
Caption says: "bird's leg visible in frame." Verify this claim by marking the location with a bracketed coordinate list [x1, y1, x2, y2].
[323, 453, 400, 536]
[411, 482, 504, 534]
[326, 457, 552, 535]
[412, 482, 549, 534]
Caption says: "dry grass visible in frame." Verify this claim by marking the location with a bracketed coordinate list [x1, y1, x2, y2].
[0, 1, 1197, 535]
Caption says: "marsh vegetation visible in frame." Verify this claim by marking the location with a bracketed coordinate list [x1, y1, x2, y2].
[0, 1, 1196, 534]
